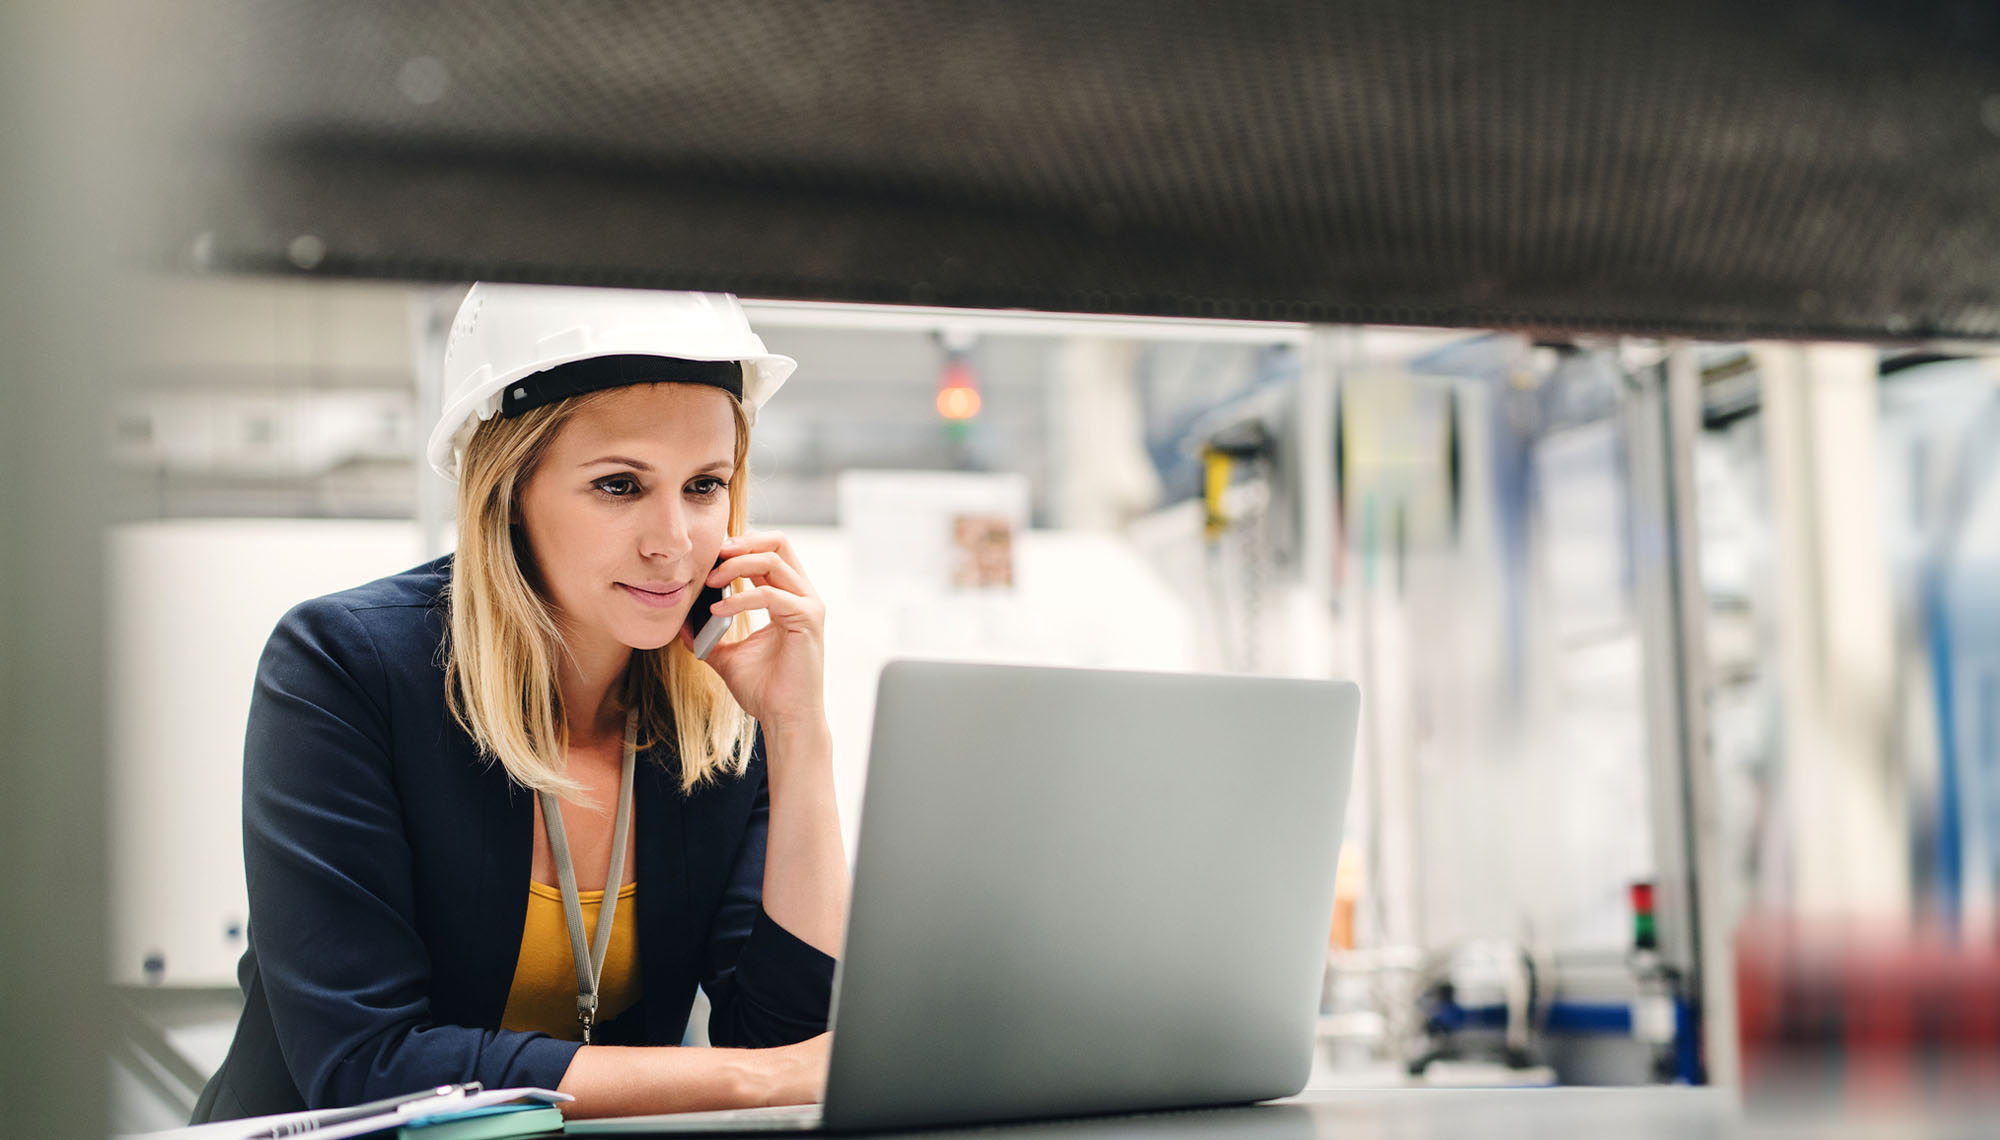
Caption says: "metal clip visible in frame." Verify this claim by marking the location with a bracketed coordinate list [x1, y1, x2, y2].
[578, 993, 599, 1046]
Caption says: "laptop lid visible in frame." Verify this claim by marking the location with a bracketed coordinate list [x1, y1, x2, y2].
[822, 661, 1358, 1132]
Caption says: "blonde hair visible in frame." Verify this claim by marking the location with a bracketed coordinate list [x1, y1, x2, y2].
[444, 386, 756, 798]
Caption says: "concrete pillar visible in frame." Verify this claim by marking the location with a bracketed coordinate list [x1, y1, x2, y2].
[1050, 337, 1159, 530]
[1753, 343, 1908, 919]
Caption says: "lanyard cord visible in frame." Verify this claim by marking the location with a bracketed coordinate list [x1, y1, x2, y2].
[539, 707, 637, 1045]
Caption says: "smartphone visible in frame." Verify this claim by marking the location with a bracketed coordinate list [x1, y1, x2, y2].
[686, 560, 732, 661]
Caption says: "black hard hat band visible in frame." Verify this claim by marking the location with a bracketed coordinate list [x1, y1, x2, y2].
[500, 354, 745, 418]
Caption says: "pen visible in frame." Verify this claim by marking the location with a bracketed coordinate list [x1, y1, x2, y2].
[244, 1082, 483, 1139]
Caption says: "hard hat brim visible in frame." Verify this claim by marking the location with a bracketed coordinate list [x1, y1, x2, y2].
[425, 348, 794, 483]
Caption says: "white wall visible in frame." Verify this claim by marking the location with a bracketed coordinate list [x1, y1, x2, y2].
[788, 524, 1199, 859]
[108, 519, 426, 985]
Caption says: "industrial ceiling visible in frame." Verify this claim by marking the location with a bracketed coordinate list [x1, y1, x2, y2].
[154, 0, 2000, 340]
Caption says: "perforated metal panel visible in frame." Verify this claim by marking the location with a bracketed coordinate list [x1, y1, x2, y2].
[154, 0, 2000, 339]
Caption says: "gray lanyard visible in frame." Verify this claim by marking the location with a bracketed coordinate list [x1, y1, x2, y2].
[538, 708, 637, 1045]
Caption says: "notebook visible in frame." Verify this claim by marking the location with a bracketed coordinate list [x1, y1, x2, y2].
[397, 1103, 563, 1140]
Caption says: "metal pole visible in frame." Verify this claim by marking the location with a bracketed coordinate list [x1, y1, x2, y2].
[1664, 346, 1739, 1089]
[1625, 343, 1738, 1087]
[1298, 328, 1340, 616]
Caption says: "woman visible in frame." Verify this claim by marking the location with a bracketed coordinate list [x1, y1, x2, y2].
[192, 284, 847, 1122]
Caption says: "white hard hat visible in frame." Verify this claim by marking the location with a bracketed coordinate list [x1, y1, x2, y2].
[426, 282, 796, 482]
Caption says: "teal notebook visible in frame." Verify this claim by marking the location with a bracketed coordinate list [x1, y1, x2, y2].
[396, 1104, 565, 1140]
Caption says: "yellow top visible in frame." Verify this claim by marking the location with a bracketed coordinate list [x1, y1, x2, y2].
[499, 880, 642, 1040]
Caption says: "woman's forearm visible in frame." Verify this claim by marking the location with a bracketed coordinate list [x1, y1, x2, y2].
[556, 1037, 827, 1117]
[557, 1044, 758, 1117]
[758, 719, 850, 957]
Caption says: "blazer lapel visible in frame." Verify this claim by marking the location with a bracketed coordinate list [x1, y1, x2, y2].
[470, 753, 535, 1027]
[638, 744, 696, 1043]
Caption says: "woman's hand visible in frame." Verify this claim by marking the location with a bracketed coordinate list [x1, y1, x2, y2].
[685, 530, 826, 735]
[686, 532, 847, 955]
[689, 529, 848, 957]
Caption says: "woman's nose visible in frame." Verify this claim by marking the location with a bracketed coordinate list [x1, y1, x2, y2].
[638, 499, 694, 561]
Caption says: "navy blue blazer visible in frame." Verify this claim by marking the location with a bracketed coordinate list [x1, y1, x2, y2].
[192, 556, 835, 1123]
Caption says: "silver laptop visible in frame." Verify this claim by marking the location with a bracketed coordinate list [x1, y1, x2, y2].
[571, 660, 1358, 1134]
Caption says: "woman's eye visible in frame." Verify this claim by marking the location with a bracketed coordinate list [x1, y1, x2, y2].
[687, 476, 725, 497]
[593, 475, 641, 498]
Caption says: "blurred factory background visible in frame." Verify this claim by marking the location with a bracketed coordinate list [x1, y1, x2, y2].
[6, 3, 2000, 1138]
[104, 274, 2000, 1129]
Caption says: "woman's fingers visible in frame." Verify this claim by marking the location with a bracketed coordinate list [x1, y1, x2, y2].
[707, 550, 811, 596]
[718, 530, 813, 581]
[706, 583, 823, 627]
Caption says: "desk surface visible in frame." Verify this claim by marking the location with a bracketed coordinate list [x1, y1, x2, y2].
[847, 1088, 1987, 1140]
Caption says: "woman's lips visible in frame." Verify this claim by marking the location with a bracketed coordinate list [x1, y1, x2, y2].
[618, 581, 688, 609]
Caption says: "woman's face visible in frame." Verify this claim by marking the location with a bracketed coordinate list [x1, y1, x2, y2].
[516, 382, 739, 657]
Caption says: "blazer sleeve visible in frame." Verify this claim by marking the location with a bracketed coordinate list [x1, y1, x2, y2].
[242, 598, 580, 1108]
[699, 732, 838, 1046]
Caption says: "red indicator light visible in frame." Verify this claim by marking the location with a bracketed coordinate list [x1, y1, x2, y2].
[937, 384, 982, 420]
